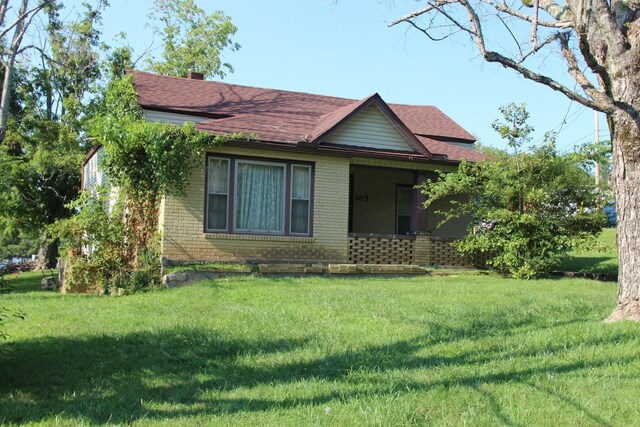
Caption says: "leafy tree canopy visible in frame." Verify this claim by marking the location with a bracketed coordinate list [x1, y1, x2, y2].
[146, 0, 240, 79]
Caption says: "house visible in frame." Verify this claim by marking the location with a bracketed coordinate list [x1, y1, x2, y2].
[84, 71, 485, 266]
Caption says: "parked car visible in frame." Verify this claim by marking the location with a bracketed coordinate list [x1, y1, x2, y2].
[605, 202, 616, 226]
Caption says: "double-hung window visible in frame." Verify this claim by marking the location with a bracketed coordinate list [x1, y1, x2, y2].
[206, 156, 313, 236]
[290, 165, 311, 234]
[207, 158, 230, 231]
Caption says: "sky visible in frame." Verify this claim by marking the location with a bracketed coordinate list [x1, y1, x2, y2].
[63, 0, 609, 151]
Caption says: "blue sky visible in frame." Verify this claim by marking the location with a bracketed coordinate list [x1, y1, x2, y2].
[70, 0, 608, 151]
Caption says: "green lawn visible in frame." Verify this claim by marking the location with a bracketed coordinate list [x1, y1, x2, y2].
[558, 228, 618, 276]
[1, 273, 637, 426]
[1, 270, 55, 293]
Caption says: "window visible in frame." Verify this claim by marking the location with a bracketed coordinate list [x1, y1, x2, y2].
[206, 155, 313, 236]
[396, 186, 413, 235]
[83, 147, 106, 191]
[235, 161, 285, 233]
[290, 165, 311, 234]
[207, 158, 229, 231]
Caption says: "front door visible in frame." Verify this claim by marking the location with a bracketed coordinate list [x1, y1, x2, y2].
[396, 185, 413, 235]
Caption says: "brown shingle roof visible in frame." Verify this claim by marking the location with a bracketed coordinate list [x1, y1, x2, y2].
[131, 70, 483, 162]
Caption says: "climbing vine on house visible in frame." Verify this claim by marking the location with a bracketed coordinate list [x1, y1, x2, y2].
[52, 75, 222, 293]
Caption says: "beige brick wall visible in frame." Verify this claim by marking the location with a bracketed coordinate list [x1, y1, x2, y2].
[160, 144, 470, 264]
[350, 167, 414, 234]
[160, 146, 350, 263]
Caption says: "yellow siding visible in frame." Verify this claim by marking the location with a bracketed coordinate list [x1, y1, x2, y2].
[160, 146, 350, 263]
[142, 109, 208, 124]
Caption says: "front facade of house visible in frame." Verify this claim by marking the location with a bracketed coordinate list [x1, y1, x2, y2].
[87, 71, 484, 266]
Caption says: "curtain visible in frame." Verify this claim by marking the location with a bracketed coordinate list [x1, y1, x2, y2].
[236, 162, 284, 232]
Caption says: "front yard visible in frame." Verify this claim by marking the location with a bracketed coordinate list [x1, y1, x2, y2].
[1, 272, 638, 426]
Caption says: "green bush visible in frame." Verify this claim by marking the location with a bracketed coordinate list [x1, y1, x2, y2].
[422, 104, 606, 278]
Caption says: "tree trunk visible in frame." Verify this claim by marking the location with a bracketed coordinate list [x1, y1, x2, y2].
[606, 110, 640, 322]
[0, 27, 17, 142]
[35, 232, 59, 271]
[0, 0, 29, 143]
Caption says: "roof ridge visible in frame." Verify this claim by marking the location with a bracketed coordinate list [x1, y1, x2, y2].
[388, 102, 438, 108]
[128, 69, 358, 104]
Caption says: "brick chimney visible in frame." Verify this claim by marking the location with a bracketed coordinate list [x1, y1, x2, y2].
[187, 71, 204, 80]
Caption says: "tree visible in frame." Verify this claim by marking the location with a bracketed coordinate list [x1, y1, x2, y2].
[0, 1, 106, 268]
[391, 0, 640, 321]
[0, 229, 38, 259]
[422, 104, 605, 278]
[0, 0, 55, 142]
[147, 0, 239, 79]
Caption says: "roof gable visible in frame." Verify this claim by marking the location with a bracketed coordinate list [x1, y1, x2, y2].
[320, 104, 417, 153]
[308, 94, 430, 155]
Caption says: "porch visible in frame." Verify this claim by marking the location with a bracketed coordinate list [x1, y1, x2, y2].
[347, 164, 471, 266]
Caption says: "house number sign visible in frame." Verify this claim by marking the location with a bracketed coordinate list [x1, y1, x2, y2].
[354, 194, 369, 201]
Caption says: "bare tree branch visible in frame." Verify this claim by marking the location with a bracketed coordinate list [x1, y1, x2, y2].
[519, 31, 563, 63]
[405, 18, 450, 41]
[391, 0, 614, 112]
[535, 0, 573, 21]
[0, 0, 10, 29]
[458, 0, 611, 112]
[489, 2, 572, 28]
[557, 32, 606, 103]
[16, 44, 62, 65]
[531, 0, 540, 51]
[495, 13, 524, 58]
[389, 0, 457, 27]
[0, 0, 54, 41]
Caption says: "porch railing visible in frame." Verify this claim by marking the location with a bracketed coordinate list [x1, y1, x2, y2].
[348, 233, 475, 266]
[348, 233, 416, 265]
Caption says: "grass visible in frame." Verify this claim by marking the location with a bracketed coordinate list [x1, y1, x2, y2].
[559, 228, 618, 276]
[1, 272, 638, 426]
[0, 270, 55, 293]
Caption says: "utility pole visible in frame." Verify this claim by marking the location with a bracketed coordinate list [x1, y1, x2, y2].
[595, 111, 601, 211]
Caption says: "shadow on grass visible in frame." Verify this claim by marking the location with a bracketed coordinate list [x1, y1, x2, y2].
[558, 256, 618, 277]
[0, 315, 635, 424]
